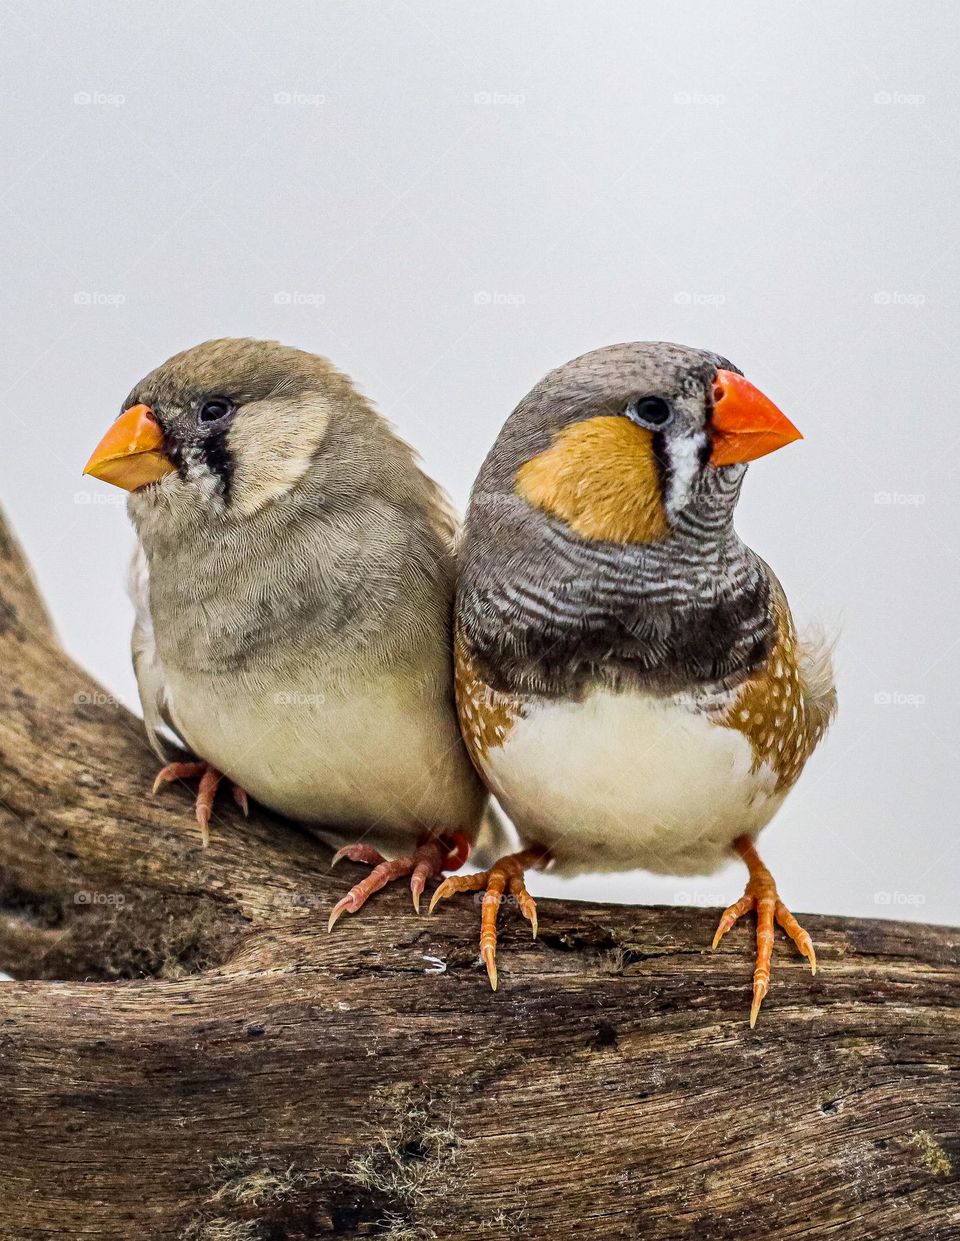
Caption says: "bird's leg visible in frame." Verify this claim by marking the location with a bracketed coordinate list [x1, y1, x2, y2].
[327, 832, 472, 931]
[151, 761, 250, 847]
[712, 834, 817, 1027]
[429, 845, 550, 990]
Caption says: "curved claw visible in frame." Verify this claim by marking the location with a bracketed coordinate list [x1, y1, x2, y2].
[410, 864, 431, 914]
[195, 803, 211, 848]
[151, 761, 205, 797]
[750, 978, 768, 1029]
[428, 878, 455, 916]
[509, 876, 538, 938]
[797, 937, 817, 976]
[330, 843, 386, 870]
[410, 843, 450, 915]
[712, 893, 752, 950]
[775, 899, 817, 975]
[194, 766, 222, 848]
[327, 897, 351, 933]
[482, 945, 498, 991]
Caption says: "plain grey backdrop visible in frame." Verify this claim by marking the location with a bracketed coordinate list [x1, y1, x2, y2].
[1, 1, 957, 925]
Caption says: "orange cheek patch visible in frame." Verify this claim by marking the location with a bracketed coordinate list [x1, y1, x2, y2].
[515, 416, 669, 544]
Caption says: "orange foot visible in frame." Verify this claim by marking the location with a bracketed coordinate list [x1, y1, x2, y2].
[151, 761, 249, 847]
[429, 846, 550, 990]
[327, 833, 472, 932]
[713, 834, 817, 1027]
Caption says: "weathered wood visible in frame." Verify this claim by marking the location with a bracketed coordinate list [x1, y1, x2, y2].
[0, 508, 957, 1240]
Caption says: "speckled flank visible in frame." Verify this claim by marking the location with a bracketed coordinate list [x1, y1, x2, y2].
[722, 596, 828, 789]
[454, 632, 525, 770]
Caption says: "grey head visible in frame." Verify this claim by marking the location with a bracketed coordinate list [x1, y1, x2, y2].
[474, 340, 757, 532]
[457, 341, 803, 699]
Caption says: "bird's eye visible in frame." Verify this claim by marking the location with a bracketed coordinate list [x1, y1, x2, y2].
[625, 396, 673, 428]
[197, 396, 235, 425]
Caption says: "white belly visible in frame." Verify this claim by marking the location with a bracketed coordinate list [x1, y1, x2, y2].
[481, 688, 784, 876]
[165, 666, 482, 852]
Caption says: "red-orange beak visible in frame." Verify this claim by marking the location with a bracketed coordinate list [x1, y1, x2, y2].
[709, 370, 802, 467]
[83, 404, 176, 492]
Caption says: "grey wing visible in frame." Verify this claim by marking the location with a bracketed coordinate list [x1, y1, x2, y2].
[797, 623, 838, 743]
[129, 544, 180, 760]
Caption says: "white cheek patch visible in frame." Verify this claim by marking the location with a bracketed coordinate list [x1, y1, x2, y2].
[184, 451, 221, 497]
[664, 431, 708, 517]
[228, 397, 331, 516]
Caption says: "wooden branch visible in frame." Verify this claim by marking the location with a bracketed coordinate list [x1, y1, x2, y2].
[0, 507, 957, 1240]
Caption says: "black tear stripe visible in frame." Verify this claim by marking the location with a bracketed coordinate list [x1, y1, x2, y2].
[163, 432, 233, 501]
[650, 429, 672, 502]
[202, 432, 234, 504]
[164, 438, 191, 485]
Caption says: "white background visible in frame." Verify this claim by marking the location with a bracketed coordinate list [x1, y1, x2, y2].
[1, 1, 957, 925]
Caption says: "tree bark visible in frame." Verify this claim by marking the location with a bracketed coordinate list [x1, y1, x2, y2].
[0, 507, 956, 1241]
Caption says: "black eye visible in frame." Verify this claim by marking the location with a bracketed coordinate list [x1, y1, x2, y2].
[626, 396, 672, 428]
[197, 396, 235, 425]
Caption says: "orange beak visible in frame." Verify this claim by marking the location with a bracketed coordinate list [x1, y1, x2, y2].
[83, 404, 176, 492]
[709, 370, 802, 467]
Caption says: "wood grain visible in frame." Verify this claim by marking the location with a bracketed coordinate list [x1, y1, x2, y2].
[0, 508, 956, 1240]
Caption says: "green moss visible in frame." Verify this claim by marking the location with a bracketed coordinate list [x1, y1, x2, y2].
[908, 1130, 952, 1177]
